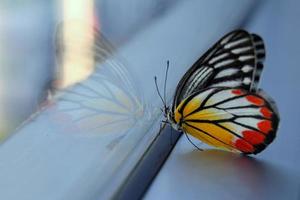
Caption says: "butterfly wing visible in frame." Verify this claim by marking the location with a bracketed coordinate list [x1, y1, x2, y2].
[172, 30, 265, 111]
[174, 87, 279, 154]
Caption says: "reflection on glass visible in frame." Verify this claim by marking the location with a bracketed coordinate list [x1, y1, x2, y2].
[1, 0, 172, 198]
[50, 52, 150, 148]
[53, 18, 153, 138]
[39, 24, 158, 198]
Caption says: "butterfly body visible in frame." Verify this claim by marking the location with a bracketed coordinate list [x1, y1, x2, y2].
[164, 30, 279, 155]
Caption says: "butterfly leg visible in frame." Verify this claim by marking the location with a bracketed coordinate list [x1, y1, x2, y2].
[184, 132, 203, 151]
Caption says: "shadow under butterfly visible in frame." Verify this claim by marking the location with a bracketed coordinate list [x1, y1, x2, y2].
[178, 150, 299, 200]
[49, 22, 153, 150]
[160, 30, 280, 155]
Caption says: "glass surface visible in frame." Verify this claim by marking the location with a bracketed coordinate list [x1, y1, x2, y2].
[0, 0, 258, 199]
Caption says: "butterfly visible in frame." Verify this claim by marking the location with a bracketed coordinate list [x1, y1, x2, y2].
[160, 30, 280, 154]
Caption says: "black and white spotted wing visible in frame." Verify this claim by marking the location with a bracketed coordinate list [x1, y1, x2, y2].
[172, 30, 265, 111]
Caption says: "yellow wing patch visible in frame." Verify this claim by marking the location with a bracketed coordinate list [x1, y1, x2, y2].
[184, 108, 233, 121]
[182, 123, 235, 151]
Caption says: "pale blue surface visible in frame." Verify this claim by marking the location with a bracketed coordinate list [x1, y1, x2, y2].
[249, 1, 300, 171]
[145, 1, 300, 199]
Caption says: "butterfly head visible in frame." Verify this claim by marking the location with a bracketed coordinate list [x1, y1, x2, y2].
[165, 108, 182, 131]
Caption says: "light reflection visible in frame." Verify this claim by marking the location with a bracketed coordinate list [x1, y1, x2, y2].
[57, 0, 95, 88]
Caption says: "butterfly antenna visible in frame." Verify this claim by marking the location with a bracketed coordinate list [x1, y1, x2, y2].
[184, 132, 203, 151]
[154, 76, 166, 107]
[163, 60, 170, 109]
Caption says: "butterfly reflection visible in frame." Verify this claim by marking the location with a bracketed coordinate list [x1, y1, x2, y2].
[50, 22, 150, 150]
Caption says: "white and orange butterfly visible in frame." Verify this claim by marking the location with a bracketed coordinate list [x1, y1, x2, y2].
[160, 30, 280, 154]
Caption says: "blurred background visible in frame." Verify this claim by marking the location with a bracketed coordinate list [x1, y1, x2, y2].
[0, 1, 55, 139]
